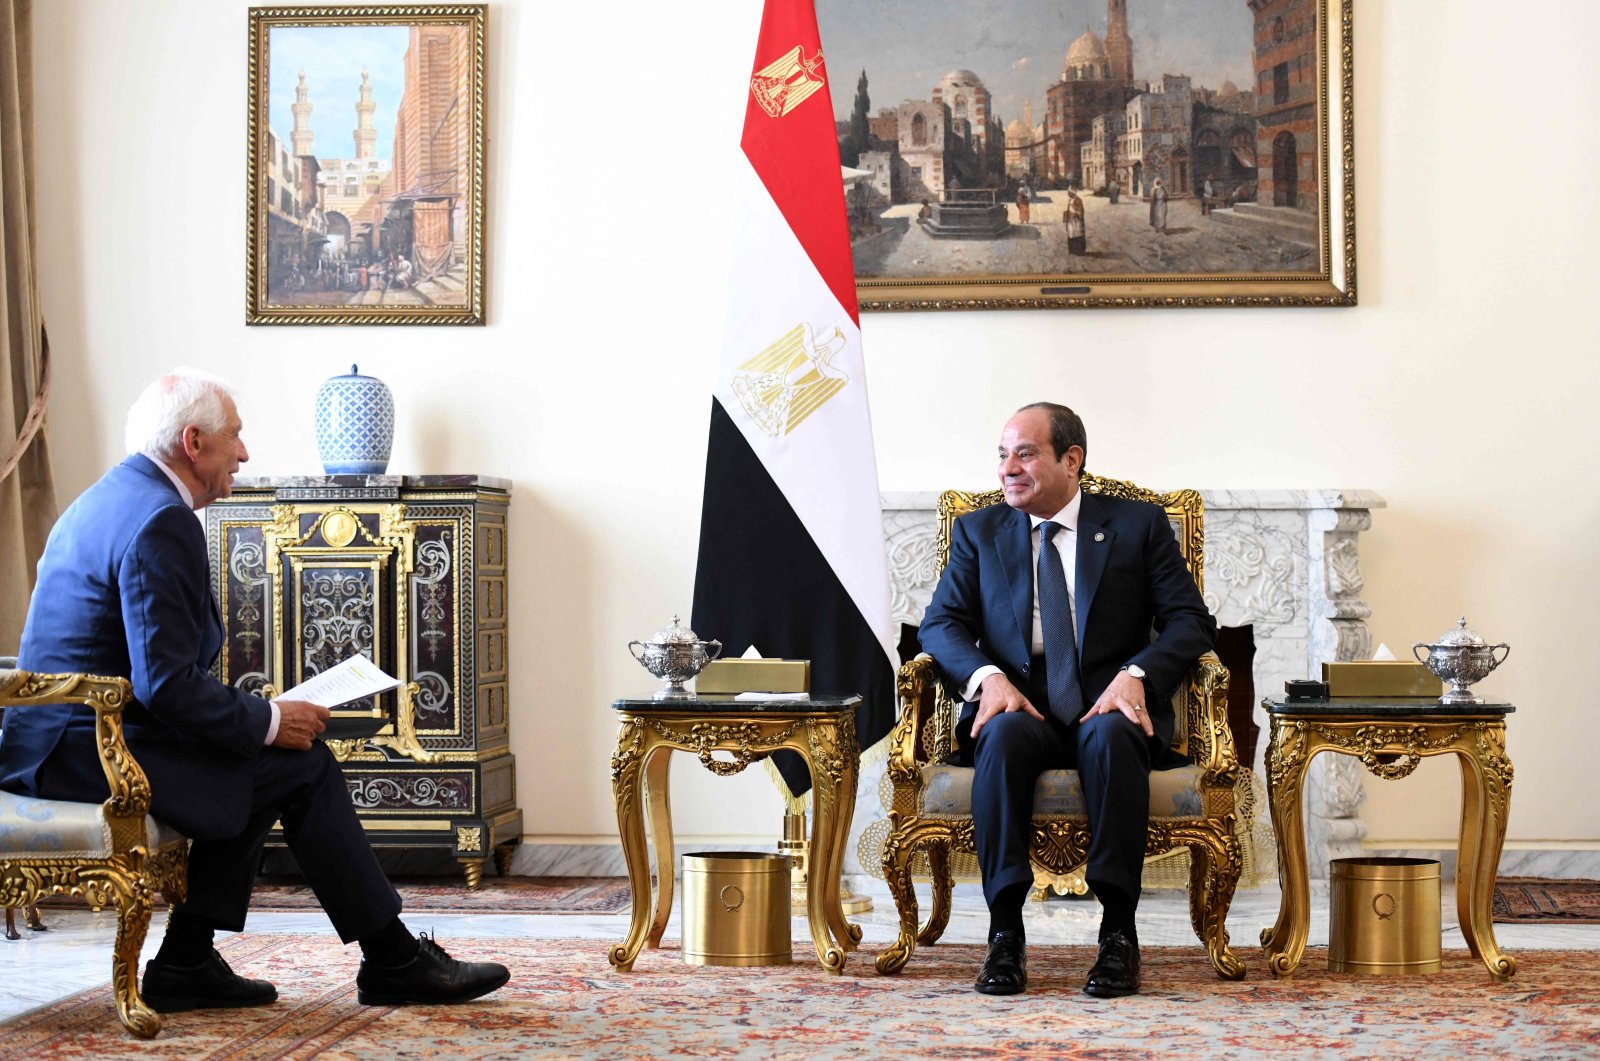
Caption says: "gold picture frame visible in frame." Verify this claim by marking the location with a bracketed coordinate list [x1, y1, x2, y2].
[246, 5, 486, 325]
[819, 0, 1354, 310]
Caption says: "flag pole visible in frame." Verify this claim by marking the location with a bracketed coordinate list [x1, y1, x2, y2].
[780, 809, 872, 914]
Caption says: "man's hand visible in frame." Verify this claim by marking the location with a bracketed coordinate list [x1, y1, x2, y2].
[1084, 670, 1154, 738]
[272, 700, 330, 750]
[969, 673, 1045, 739]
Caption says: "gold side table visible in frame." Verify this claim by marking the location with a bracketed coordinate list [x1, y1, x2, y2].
[607, 693, 864, 974]
[1261, 697, 1516, 981]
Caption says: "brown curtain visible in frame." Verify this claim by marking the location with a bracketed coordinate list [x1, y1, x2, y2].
[0, 0, 56, 654]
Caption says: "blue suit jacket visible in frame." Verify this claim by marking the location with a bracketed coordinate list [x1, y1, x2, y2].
[918, 491, 1216, 751]
[0, 454, 272, 838]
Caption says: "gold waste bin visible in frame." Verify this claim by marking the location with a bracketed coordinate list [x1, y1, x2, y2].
[682, 852, 792, 967]
[1329, 857, 1442, 975]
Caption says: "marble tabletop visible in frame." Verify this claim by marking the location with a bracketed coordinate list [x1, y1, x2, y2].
[612, 693, 862, 713]
[231, 473, 512, 491]
[1263, 697, 1514, 716]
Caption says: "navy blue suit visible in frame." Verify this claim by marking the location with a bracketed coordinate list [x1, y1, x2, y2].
[919, 492, 1216, 905]
[0, 454, 399, 941]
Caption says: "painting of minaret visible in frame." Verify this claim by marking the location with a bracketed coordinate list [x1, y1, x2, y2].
[1104, 0, 1133, 82]
[290, 72, 314, 157]
[354, 71, 378, 161]
[248, 9, 484, 323]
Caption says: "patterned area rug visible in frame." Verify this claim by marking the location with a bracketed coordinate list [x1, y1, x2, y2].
[1494, 877, 1600, 924]
[39, 877, 633, 915]
[4, 936, 1598, 1059]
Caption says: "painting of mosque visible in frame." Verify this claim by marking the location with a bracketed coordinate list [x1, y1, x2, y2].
[815, 0, 1353, 308]
[246, 7, 485, 324]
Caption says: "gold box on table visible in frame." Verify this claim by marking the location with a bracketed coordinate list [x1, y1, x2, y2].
[694, 658, 810, 695]
[1320, 661, 1443, 698]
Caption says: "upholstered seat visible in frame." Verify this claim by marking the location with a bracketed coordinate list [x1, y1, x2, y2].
[917, 763, 1207, 819]
[0, 789, 185, 856]
[872, 475, 1248, 980]
[0, 670, 189, 1039]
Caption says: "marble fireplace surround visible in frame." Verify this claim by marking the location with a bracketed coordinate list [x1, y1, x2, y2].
[870, 488, 1388, 883]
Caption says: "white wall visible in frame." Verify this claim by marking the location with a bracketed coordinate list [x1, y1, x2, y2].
[29, 1, 1600, 854]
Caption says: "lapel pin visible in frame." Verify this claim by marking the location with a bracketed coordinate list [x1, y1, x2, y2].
[1094, 531, 1105, 542]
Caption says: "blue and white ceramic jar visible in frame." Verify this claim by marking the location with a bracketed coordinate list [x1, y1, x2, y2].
[315, 365, 395, 475]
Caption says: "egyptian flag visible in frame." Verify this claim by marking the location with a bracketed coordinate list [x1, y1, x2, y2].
[691, 0, 896, 800]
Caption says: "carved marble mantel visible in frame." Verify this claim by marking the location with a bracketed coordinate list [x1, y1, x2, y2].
[862, 488, 1387, 882]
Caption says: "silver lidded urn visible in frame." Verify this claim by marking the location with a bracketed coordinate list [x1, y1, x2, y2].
[1413, 617, 1510, 704]
[629, 615, 722, 699]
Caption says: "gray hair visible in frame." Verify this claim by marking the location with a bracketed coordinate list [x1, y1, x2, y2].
[124, 369, 235, 458]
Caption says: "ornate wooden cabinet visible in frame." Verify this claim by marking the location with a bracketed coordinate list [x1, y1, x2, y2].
[205, 475, 520, 887]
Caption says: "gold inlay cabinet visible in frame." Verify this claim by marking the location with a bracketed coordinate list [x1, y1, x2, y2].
[205, 475, 520, 888]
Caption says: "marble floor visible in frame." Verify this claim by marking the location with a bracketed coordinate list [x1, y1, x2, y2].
[3, 877, 1596, 1027]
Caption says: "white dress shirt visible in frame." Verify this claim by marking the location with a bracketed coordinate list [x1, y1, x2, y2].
[962, 489, 1082, 702]
[143, 450, 280, 746]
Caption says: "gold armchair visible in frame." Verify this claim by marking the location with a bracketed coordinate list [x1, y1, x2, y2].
[873, 474, 1247, 980]
[0, 670, 189, 1038]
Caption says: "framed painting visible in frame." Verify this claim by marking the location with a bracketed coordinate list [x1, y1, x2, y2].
[246, 5, 486, 325]
[817, 0, 1354, 309]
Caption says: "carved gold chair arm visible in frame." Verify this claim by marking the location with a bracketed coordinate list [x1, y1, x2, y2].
[889, 655, 941, 781]
[0, 668, 153, 831]
[1179, 652, 1240, 789]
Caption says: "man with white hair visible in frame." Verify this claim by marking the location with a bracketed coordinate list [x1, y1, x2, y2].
[0, 370, 509, 1011]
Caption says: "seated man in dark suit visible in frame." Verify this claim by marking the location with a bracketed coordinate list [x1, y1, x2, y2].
[919, 402, 1216, 998]
[0, 370, 509, 1011]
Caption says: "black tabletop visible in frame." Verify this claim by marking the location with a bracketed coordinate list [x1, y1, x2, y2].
[1263, 697, 1514, 716]
[612, 693, 863, 713]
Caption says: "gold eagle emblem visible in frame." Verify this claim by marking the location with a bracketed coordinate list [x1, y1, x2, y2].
[731, 323, 849, 437]
[750, 46, 826, 119]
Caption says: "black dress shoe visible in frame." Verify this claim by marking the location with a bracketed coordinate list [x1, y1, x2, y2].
[1084, 931, 1140, 997]
[356, 933, 510, 1005]
[142, 950, 278, 1013]
[974, 930, 1027, 995]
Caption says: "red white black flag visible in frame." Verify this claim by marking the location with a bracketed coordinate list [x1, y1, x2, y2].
[691, 0, 896, 799]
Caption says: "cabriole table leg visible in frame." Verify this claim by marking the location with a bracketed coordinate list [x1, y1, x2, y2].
[609, 717, 654, 971]
[644, 746, 675, 949]
[1456, 730, 1516, 980]
[1262, 721, 1316, 977]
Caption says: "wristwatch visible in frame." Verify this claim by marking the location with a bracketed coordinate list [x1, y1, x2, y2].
[1120, 664, 1147, 682]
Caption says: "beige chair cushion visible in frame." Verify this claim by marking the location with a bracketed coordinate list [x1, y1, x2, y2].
[0, 789, 185, 857]
[918, 764, 1205, 819]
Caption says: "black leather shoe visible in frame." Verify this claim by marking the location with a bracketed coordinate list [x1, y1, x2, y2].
[142, 950, 278, 1013]
[356, 933, 510, 1005]
[974, 930, 1027, 995]
[1084, 931, 1141, 997]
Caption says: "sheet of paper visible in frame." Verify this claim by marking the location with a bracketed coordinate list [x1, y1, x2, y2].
[734, 690, 809, 701]
[272, 655, 399, 708]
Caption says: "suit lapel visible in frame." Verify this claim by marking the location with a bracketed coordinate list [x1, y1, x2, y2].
[208, 588, 224, 639]
[1075, 491, 1114, 646]
[995, 507, 1035, 652]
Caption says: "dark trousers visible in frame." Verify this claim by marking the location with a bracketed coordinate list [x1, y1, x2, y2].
[957, 707, 1152, 908]
[41, 743, 400, 944]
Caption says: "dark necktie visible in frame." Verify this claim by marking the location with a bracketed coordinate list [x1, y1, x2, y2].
[1037, 520, 1085, 724]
